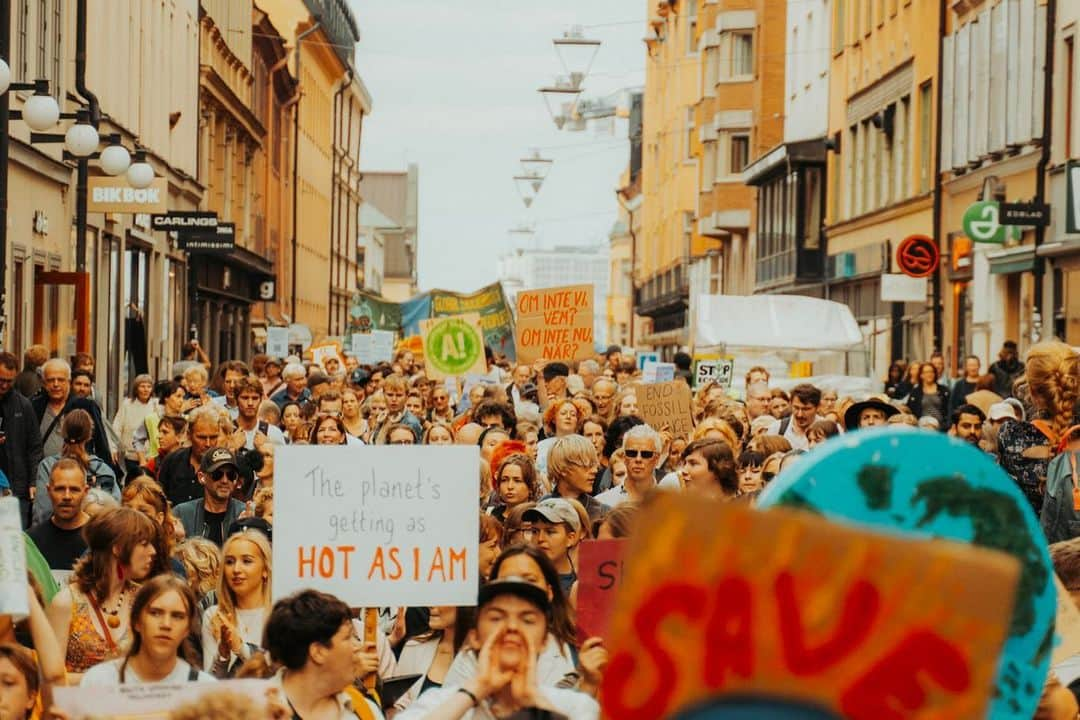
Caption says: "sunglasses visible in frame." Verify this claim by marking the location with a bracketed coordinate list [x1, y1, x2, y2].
[210, 469, 238, 482]
[625, 450, 656, 459]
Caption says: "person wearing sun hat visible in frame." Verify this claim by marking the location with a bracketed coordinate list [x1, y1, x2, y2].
[843, 396, 900, 430]
[395, 576, 599, 719]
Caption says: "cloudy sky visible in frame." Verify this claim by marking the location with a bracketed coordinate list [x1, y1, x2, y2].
[352, 0, 646, 293]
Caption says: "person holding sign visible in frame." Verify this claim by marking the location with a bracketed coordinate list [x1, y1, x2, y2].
[265, 590, 384, 720]
[396, 578, 598, 720]
[80, 575, 214, 686]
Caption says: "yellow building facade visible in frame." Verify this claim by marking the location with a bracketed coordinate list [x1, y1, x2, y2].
[638, 0, 705, 352]
[825, 0, 940, 378]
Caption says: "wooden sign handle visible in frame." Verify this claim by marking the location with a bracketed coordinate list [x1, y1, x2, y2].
[364, 607, 377, 691]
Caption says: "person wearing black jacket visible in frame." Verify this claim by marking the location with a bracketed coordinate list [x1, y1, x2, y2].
[0, 352, 44, 527]
[30, 358, 119, 480]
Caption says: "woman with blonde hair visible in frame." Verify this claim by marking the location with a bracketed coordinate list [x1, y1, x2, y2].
[1001, 341, 1080, 515]
[47, 507, 160, 679]
[202, 529, 272, 677]
[692, 416, 742, 455]
[122, 477, 182, 556]
[173, 538, 222, 612]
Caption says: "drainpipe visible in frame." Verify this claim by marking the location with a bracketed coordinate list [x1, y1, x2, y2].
[1033, 0, 1057, 342]
[931, 0, 947, 355]
[74, 0, 100, 276]
[330, 68, 352, 335]
[290, 20, 321, 322]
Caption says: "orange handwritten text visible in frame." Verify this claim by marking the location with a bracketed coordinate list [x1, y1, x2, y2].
[367, 546, 468, 582]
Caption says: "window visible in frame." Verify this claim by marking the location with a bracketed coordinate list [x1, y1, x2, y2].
[896, 96, 910, 199]
[877, 0, 885, 25]
[683, 212, 694, 259]
[36, 0, 46, 80]
[51, 0, 60, 92]
[863, 0, 872, 36]
[686, 0, 698, 55]
[16, 0, 29, 81]
[685, 107, 695, 161]
[919, 81, 933, 193]
[730, 133, 750, 173]
[852, 0, 861, 44]
[1067, 36, 1075, 158]
[732, 32, 754, 76]
[834, 0, 846, 55]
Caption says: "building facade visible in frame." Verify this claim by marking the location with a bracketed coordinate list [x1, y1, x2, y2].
[824, 0, 940, 380]
[1049, 0, 1080, 344]
[360, 166, 419, 302]
[330, 75, 371, 337]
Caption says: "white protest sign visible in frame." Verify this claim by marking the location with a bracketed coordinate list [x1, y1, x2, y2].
[641, 362, 675, 384]
[54, 679, 272, 719]
[266, 326, 289, 358]
[309, 342, 345, 372]
[274, 445, 480, 607]
[351, 330, 395, 365]
[636, 352, 659, 370]
[0, 498, 27, 618]
[693, 355, 735, 390]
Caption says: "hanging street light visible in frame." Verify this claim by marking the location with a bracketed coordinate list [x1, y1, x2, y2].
[539, 76, 582, 130]
[0, 59, 9, 96]
[63, 110, 99, 157]
[21, 81, 60, 131]
[99, 140, 131, 176]
[553, 26, 601, 91]
[519, 149, 553, 183]
[514, 175, 539, 208]
[127, 149, 155, 189]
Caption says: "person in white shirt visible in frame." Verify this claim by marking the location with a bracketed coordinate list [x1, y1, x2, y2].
[396, 577, 598, 720]
[765, 383, 822, 451]
[81, 575, 215, 686]
[234, 377, 286, 449]
[595, 424, 663, 507]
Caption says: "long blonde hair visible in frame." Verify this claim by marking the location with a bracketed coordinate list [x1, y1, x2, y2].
[216, 530, 272, 624]
[1025, 341, 1080, 438]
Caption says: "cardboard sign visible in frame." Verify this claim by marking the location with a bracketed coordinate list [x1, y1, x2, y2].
[577, 539, 626, 642]
[309, 342, 345, 372]
[641, 361, 675, 384]
[758, 428, 1057, 720]
[513, 284, 594, 364]
[420, 313, 487, 380]
[273, 446, 479, 607]
[351, 330, 395, 365]
[693, 355, 734, 391]
[600, 494, 1019, 720]
[266, 327, 289, 359]
[632, 380, 694, 436]
[54, 679, 272, 719]
[0, 498, 27, 619]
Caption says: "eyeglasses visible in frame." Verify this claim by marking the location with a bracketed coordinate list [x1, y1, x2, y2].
[624, 450, 656, 459]
[210, 469, 238, 482]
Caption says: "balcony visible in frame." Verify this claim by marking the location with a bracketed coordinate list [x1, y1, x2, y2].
[634, 259, 689, 318]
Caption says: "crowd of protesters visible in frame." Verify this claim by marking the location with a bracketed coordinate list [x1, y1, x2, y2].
[0, 333, 1075, 717]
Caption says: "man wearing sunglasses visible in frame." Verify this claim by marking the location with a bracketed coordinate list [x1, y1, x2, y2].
[596, 424, 663, 508]
[173, 447, 246, 546]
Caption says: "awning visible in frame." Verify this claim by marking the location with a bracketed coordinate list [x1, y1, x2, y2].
[695, 294, 863, 350]
[987, 245, 1036, 275]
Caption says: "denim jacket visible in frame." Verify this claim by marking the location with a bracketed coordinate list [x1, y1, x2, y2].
[173, 497, 246, 545]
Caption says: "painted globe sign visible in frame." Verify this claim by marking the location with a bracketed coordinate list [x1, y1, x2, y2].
[758, 428, 1056, 720]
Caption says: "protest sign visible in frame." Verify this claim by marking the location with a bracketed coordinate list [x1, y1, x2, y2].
[758, 428, 1057, 720]
[273, 445, 479, 607]
[54, 679, 272, 719]
[600, 494, 1019, 720]
[420, 313, 487, 380]
[641, 362, 675, 384]
[632, 381, 693, 437]
[266, 326, 289, 359]
[0, 498, 26, 618]
[351, 329, 395, 365]
[308, 342, 345, 371]
[693, 354, 735, 390]
[513, 284, 594, 364]
[636, 351, 659, 370]
[576, 539, 626, 642]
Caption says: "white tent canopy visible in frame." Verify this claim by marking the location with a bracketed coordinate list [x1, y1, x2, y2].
[695, 294, 864, 351]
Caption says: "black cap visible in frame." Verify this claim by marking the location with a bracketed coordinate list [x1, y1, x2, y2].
[350, 368, 371, 386]
[227, 517, 272, 543]
[478, 576, 551, 614]
[200, 447, 239, 474]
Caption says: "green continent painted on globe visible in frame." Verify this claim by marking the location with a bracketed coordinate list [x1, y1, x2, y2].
[856, 465, 894, 510]
[910, 474, 1047, 640]
[425, 319, 482, 376]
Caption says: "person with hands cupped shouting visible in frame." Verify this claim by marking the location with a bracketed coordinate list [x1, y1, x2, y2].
[395, 577, 598, 719]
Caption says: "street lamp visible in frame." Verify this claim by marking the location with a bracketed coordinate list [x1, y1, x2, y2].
[63, 113, 99, 157]
[126, 150, 154, 189]
[19, 80, 59, 131]
[99, 141, 131, 176]
[553, 26, 601, 91]
[514, 174, 540, 208]
[520, 149, 553, 182]
[539, 76, 582, 130]
[0, 59, 9, 96]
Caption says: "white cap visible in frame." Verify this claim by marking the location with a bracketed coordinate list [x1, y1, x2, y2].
[988, 402, 1018, 422]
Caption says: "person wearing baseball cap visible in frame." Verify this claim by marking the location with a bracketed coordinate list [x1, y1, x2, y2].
[843, 397, 899, 430]
[172, 447, 246, 546]
[522, 498, 582, 596]
[396, 576, 599, 719]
